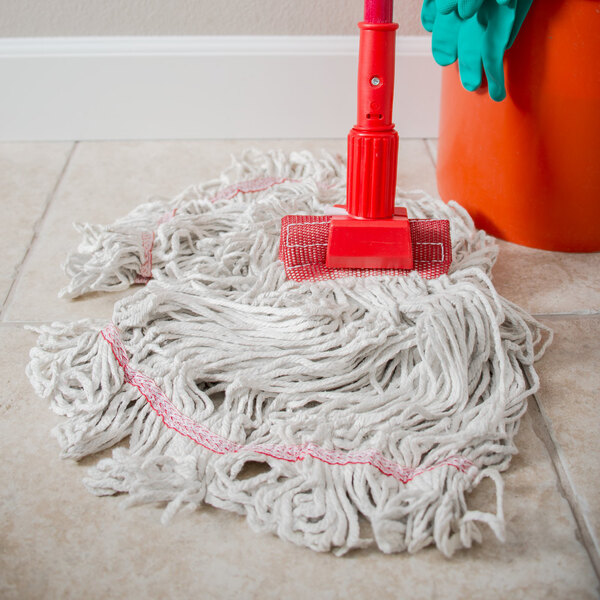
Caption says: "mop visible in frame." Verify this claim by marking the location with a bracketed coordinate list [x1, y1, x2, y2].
[279, 0, 451, 278]
[27, 1, 551, 556]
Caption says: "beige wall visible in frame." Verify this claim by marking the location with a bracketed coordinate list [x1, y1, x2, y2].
[0, 0, 426, 37]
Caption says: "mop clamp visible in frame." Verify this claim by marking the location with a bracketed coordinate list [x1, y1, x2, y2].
[326, 12, 414, 270]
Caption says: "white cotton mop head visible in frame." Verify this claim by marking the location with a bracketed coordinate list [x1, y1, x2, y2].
[27, 150, 551, 556]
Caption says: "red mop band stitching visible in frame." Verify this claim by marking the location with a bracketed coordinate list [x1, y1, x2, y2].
[133, 209, 177, 284]
[279, 215, 452, 281]
[133, 231, 156, 284]
[211, 176, 293, 202]
[134, 177, 295, 284]
[100, 324, 474, 484]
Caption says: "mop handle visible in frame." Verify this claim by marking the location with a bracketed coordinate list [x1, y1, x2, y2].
[364, 0, 394, 23]
[356, 0, 398, 130]
[346, 0, 399, 219]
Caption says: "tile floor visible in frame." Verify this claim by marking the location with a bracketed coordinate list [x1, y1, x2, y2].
[0, 140, 599, 600]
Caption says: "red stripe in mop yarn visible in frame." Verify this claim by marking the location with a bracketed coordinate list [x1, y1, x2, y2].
[100, 323, 474, 483]
[134, 178, 293, 284]
[279, 215, 452, 282]
[133, 231, 155, 284]
[211, 176, 293, 202]
[133, 209, 177, 284]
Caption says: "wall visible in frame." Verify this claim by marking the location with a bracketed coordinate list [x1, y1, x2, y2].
[0, 0, 426, 37]
[0, 1, 438, 141]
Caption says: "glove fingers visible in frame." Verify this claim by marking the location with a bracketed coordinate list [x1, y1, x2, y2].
[436, 0, 458, 14]
[458, 16, 484, 91]
[458, 0, 484, 19]
[421, 0, 438, 32]
[432, 11, 462, 66]
[482, 56, 507, 101]
[423, 0, 526, 101]
[481, 1, 517, 100]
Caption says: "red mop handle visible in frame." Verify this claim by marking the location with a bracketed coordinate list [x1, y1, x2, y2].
[346, 0, 399, 220]
[364, 0, 394, 23]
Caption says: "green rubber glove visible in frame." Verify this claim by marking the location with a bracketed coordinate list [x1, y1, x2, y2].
[436, 0, 510, 19]
[459, 1, 517, 100]
[421, 0, 438, 31]
[431, 9, 462, 67]
[422, 0, 535, 101]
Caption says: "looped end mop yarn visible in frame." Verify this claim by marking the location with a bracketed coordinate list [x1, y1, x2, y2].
[27, 150, 552, 556]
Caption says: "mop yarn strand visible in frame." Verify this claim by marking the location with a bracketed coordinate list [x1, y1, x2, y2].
[28, 150, 551, 556]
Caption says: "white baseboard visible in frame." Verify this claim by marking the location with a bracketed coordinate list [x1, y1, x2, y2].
[0, 35, 440, 141]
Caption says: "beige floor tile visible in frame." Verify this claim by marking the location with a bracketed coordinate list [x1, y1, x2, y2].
[534, 316, 600, 565]
[396, 139, 437, 196]
[426, 138, 438, 166]
[5, 139, 436, 322]
[491, 240, 600, 316]
[0, 143, 73, 309]
[2, 326, 597, 600]
[5, 140, 346, 322]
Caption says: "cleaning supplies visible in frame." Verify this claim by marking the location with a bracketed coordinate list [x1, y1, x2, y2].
[436, 0, 600, 251]
[26, 0, 553, 559]
[28, 148, 553, 556]
[422, 0, 534, 101]
[280, 0, 451, 278]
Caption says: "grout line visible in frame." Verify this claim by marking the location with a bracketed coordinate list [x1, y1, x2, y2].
[0, 142, 78, 322]
[528, 395, 600, 581]
[424, 138, 437, 168]
[533, 311, 600, 320]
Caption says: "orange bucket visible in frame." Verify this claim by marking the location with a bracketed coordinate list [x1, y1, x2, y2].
[437, 0, 600, 252]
